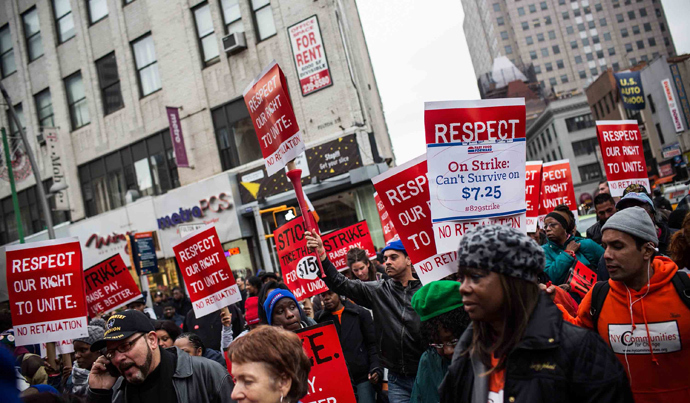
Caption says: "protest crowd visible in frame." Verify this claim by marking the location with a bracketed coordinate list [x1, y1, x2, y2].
[2, 62, 690, 403]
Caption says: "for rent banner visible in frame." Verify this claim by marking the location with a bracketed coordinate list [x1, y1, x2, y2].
[525, 161, 543, 232]
[244, 61, 305, 176]
[538, 160, 577, 219]
[425, 99, 527, 222]
[274, 217, 327, 300]
[322, 221, 376, 271]
[171, 226, 241, 318]
[296, 322, 357, 403]
[288, 15, 333, 96]
[596, 120, 649, 197]
[84, 254, 141, 317]
[372, 155, 457, 284]
[374, 192, 399, 244]
[6, 238, 88, 346]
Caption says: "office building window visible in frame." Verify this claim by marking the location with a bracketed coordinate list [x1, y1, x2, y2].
[88, 0, 108, 24]
[548, 30, 556, 40]
[574, 8, 581, 17]
[648, 95, 656, 113]
[64, 72, 89, 130]
[534, 65, 542, 73]
[562, 11, 569, 20]
[0, 25, 16, 78]
[493, 3, 500, 11]
[575, 55, 582, 64]
[644, 23, 652, 32]
[253, 0, 276, 39]
[625, 43, 633, 52]
[637, 40, 644, 49]
[566, 114, 595, 132]
[630, 58, 637, 66]
[8, 103, 25, 142]
[660, 22, 666, 32]
[664, 37, 670, 47]
[628, 11, 635, 20]
[655, 123, 664, 145]
[608, 47, 616, 56]
[616, 14, 624, 23]
[640, 55, 648, 62]
[22, 8, 43, 62]
[500, 31, 509, 40]
[578, 23, 585, 32]
[212, 99, 263, 171]
[541, 48, 549, 57]
[586, 53, 594, 61]
[537, 33, 544, 42]
[561, 75, 569, 83]
[193, 3, 220, 65]
[52, 0, 75, 43]
[632, 25, 640, 35]
[597, 50, 604, 59]
[621, 28, 628, 38]
[79, 131, 179, 217]
[613, 62, 620, 71]
[132, 34, 162, 97]
[579, 70, 586, 79]
[557, 60, 564, 69]
[530, 51, 537, 59]
[571, 40, 578, 49]
[604, 32, 611, 41]
[504, 45, 513, 55]
[95, 53, 124, 115]
[566, 26, 574, 34]
[522, 21, 529, 30]
[526, 36, 534, 45]
[534, 19, 541, 28]
[639, 7, 647, 17]
[545, 16, 552, 25]
[656, 8, 662, 18]
[518, 7, 525, 16]
[588, 21, 595, 29]
[545, 62, 553, 72]
[600, 18, 607, 26]
[579, 163, 602, 182]
[593, 35, 600, 44]
[553, 45, 560, 54]
[540, 1, 547, 10]
[35, 89, 54, 128]
[648, 38, 656, 47]
[595, 3, 603, 12]
[549, 77, 557, 86]
[529, 4, 537, 13]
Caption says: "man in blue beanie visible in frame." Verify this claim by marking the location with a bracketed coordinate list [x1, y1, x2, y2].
[305, 234, 423, 403]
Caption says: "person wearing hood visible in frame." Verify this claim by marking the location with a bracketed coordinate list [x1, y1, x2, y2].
[440, 225, 631, 403]
[542, 204, 605, 285]
[66, 325, 105, 395]
[264, 289, 313, 331]
[546, 206, 690, 402]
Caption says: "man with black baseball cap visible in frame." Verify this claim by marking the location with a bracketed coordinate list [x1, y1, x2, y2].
[87, 310, 234, 403]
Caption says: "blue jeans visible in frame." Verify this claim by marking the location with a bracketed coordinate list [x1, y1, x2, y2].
[355, 380, 377, 403]
[387, 371, 415, 403]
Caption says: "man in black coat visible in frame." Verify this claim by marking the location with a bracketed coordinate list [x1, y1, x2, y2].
[316, 289, 381, 403]
[171, 287, 193, 317]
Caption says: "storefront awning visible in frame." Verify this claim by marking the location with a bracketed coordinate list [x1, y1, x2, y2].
[654, 174, 676, 185]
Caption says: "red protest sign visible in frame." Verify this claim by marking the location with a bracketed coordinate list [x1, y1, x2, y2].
[525, 161, 543, 232]
[274, 216, 327, 299]
[567, 260, 597, 299]
[596, 120, 650, 197]
[171, 226, 241, 318]
[243, 61, 305, 177]
[372, 155, 457, 284]
[538, 159, 577, 217]
[374, 192, 399, 244]
[6, 238, 88, 346]
[296, 322, 357, 403]
[84, 254, 141, 317]
[322, 221, 377, 271]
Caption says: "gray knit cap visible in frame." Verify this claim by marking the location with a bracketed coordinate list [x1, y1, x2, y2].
[602, 206, 658, 245]
[74, 325, 105, 346]
[457, 225, 544, 283]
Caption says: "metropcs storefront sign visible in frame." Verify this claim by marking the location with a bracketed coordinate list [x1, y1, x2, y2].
[156, 193, 232, 230]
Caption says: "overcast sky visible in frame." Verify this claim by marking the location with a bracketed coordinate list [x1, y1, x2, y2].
[356, 0, 690, 165]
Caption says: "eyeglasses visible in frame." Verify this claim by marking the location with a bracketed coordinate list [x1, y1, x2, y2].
[105, 333, 146, 360]
[429, 339, 459, 349]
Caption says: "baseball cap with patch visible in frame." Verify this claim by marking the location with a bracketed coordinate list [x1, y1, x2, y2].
[90, 310, 155, 352]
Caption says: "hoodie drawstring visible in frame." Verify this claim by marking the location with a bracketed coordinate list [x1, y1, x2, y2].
[639, 299, 660, 366]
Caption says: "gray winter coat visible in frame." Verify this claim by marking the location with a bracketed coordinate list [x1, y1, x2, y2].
[86, 347, 235, 403]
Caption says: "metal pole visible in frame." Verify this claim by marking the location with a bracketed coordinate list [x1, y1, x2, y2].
[0, 82, 55, 239]
[2, 128, 24, 243]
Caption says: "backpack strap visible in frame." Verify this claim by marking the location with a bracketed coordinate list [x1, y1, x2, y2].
[671, 270, 690, 312]
[589, 281, 610, 335]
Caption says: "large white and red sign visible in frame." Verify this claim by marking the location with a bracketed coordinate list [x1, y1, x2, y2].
[274, 217, 327, 300]
[433, 214, 526, 254]
[595, 120, 649, 197]
[84, 254, 141, 317]
[6, 238, 88, 346]
[372, 155, 457, 284]
[525, 161, 543, 232]
[244, 61, 305, 176]
[172, 226, 241, 318]
[425, 99, 527, 222]
[374, 192, 399, 244]
[662, 79, 685, 133]
[538, 160, 577, 219]
[322, 221, 377, 271]
[288, 15, 333, 96]
[296, 322, 357, 403]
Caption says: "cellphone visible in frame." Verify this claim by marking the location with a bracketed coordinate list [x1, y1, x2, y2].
[105, 361, 120, 378]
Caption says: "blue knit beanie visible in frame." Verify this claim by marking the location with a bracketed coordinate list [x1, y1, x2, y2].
[263, 289, 303, 325]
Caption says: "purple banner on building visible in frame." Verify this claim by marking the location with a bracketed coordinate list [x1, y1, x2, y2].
[166, 107, 189, 167]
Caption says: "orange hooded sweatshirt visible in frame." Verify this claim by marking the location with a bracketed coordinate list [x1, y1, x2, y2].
[558, 257, 690, 403]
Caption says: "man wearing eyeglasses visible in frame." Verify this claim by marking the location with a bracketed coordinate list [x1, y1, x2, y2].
[86, 310, 234, 403]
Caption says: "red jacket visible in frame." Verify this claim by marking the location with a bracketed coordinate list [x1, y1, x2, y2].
[559, 257, 690, 403]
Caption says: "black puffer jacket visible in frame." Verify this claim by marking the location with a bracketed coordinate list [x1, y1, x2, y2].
[439, 294, 633, 403]
[316, 300, 381, 383]
[321, 258, 423, 376]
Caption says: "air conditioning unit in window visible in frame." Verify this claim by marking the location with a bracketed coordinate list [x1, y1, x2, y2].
[223, 32, 247, 55]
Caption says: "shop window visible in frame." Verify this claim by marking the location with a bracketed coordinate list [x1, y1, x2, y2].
[212, 99, 262, 171]
[79, 131, 180, 217]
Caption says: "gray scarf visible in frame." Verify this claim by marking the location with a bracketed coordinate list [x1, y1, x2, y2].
[70, 363, 90, 395]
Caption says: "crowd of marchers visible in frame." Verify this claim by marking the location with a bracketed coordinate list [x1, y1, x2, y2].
[2, 180, 690, 403]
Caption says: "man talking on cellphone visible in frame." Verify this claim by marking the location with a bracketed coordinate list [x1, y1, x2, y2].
[87, 310, 234, 403]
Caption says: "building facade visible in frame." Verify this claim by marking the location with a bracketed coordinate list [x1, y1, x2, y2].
[0, 0, 392, 300]
[462, 0, 677, 96]
[526, 94, 601, 200]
